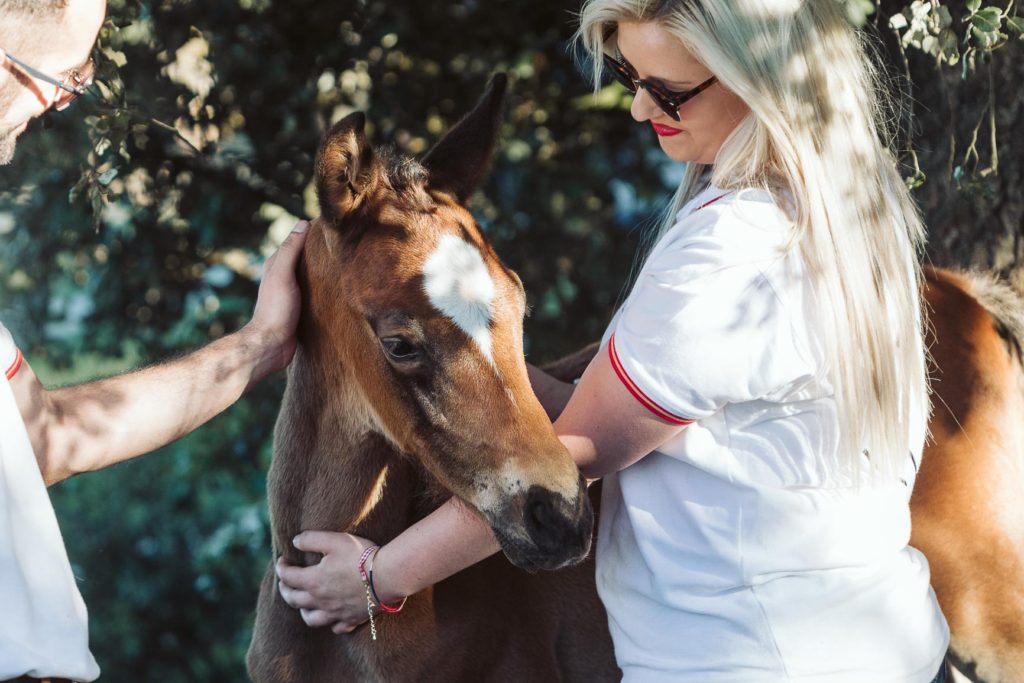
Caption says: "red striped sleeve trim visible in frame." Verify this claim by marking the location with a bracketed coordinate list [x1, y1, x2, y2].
[608, 333, 693, 426]
[694, 192, 731, 212]
[5, 348, 23, 380]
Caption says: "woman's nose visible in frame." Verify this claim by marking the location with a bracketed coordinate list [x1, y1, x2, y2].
[630, 87, 659, 123]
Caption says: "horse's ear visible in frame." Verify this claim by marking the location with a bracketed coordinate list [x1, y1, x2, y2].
[421, 73, 507, 203]
[315, 112, 381, 226]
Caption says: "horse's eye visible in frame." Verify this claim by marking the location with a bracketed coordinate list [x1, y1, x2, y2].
[381, 337, 420, 362]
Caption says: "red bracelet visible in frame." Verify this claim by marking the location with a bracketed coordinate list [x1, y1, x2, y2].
[357, 545, 376, 584]
[367, 546, 407, 613]
[357, 545, 407, 612]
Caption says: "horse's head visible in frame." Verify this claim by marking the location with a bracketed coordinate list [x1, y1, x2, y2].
[302, 75, 591, 571]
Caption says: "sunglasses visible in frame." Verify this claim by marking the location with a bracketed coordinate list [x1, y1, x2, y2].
[4, 51, 95, 112]
[601, 28, 717, 121]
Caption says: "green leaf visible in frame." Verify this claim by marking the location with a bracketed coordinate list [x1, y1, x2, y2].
[904, 170, 926, 190]
[937, 6, 953, 29]
[970, 7, 1003, 33]
[966, 0, 982, 12]
[921, 34, 939, 55]
[971, 25, 1000, 49]
[1007, 15, 1024, 35]
[939, 28, 960, 64]
[841, 0, 875, 27]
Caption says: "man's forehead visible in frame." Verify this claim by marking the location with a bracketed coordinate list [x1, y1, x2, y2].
[22, 0, 105, 72]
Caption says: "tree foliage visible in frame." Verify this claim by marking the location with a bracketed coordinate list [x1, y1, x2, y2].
[0, 0, 1019, 679]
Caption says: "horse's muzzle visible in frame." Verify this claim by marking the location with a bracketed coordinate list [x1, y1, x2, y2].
[493, 475, 593, 572]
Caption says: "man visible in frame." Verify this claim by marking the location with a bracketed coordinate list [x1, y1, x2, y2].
[0, 1, 308, 680]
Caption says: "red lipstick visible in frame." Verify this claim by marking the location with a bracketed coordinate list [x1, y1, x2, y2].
[652, 123, 682, 137]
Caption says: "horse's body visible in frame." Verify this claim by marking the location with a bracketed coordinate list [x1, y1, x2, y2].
[246, 76, 619, 682]
[913, 266, 1024, 683]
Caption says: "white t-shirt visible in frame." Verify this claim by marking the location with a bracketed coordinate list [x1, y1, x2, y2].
[596, 185, 948, 682]
[0, 322, 99, 681]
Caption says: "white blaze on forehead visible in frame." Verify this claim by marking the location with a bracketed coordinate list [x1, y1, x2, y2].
[422, 233, 496, 361]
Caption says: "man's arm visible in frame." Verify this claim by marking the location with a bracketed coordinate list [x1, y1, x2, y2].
[10, 220, 308, 486]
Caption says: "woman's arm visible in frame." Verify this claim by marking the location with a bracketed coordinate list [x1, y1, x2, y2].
[527, 340, 601, 421]
[277, 345, 687, 630]
[526, 363, 575, 421]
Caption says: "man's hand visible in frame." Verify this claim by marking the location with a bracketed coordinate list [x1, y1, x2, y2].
[241, 220, 309, 385]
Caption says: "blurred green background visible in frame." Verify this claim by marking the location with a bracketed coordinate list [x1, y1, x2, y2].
[0, 0, 1020, 680]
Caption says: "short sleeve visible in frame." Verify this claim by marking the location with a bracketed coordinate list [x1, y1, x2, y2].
[609, 201, 810, 423]
[0, 322, 24, 381]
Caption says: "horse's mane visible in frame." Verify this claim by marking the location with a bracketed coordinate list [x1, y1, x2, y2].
[962, 270, 1024, 362]
[378, 145, 428, 192]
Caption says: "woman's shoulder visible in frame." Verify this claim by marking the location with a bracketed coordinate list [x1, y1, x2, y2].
[676, 184, 793, 227]
[663, 184, 796, 263]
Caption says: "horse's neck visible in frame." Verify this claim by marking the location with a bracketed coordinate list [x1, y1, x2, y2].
[267, 347, 435, 563]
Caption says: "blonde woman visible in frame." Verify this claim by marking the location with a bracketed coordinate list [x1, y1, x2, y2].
[276, 1, 950, 679]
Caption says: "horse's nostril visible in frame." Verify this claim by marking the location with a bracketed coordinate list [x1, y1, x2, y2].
[524, 489, 557, 536]
[530, 499, 553, 529]
[523, 485, 588, 555]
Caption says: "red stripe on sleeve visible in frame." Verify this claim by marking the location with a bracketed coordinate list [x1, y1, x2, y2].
[608, 334, 693, 426]
[694, 192, 730, 211]
[5, 348, 23, 380]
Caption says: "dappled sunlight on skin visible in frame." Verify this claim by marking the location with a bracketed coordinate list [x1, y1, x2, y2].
[11, 326, 282, 486]
[6, 217, 307, 488]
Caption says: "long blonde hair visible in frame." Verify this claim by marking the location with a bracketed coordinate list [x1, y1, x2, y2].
[576, 0, 929, 480]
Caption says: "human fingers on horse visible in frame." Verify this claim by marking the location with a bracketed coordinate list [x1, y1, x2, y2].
[248, 220, 309, 334]
[292, 529, 370, 557]
[300, 608, 336, 628]
[254, 222, 303, 286]
[332, 621, 359, 635]
[275, 556, 320, 592]
[277, 582, 318, 610]
[267, 220, 309, 278]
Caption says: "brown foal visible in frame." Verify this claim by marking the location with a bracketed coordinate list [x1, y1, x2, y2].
[246, 76, 619, 683]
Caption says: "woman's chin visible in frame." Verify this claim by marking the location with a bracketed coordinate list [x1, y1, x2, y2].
[656, 134, 691, 162]
[658, 137, 715, 165]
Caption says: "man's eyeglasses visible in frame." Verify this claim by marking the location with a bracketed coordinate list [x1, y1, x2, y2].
[602, 27, 717, 122]
[4, 51, 95, 112]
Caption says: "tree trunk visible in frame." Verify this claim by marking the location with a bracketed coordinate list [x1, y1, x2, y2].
[877, 3, 1024, 272]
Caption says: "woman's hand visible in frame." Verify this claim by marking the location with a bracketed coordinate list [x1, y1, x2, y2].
[275, 531, 376, 634]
